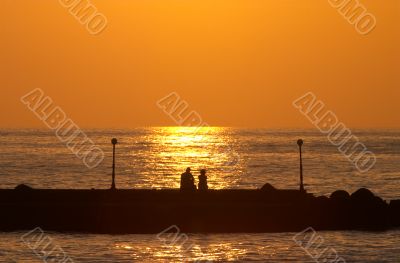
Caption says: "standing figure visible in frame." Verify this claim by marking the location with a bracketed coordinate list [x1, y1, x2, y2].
[180, 167, 196, 191]
[198, 169, 208, 191]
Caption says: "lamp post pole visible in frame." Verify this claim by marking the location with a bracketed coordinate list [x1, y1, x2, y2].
[111, 138, 118, 190]
[297, 139, 304, 192]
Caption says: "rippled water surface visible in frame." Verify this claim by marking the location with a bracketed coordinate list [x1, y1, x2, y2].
[0, 128, 399, 261]
[1, 230, 400, 262]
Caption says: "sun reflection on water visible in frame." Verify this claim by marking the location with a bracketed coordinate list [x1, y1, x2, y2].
[146, 127, 243, 189]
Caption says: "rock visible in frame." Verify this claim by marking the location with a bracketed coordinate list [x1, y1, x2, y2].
[260, 183, 276, 192]
[389, 200, 400, 226]
[350, 188, 376, 204]
[14, 184, 33, 191]
[330, 190, 350, 202]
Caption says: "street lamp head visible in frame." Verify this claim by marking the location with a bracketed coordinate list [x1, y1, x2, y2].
[111, 138, 118, 145]
[297, 139, 303, 147]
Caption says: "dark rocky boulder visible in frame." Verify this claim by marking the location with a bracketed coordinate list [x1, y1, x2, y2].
[330, 190, 350, 202]
[260, 183, 276, 192]
[389, 200, 400, 227]
[349, 188, 388, 230]
[350, 188, 375, 203]
[15, 184, 33, 191]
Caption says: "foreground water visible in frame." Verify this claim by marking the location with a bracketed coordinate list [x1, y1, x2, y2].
[0, 128, 399, 262]
[1, 230, 399, 262]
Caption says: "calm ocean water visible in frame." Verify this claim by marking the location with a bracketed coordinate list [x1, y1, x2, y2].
[0, 128, 399, 262]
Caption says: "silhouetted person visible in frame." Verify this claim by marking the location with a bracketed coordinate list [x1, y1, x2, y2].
[198, 169, 208, 191]
[180, 167, 196, 191]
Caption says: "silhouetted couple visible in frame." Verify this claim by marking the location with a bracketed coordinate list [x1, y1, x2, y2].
[180, 167, 208, 191]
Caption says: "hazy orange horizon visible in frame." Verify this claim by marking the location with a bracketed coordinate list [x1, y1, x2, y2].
[1, 1, 399, 129]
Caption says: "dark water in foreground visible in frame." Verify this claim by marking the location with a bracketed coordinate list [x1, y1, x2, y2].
[0, 128, 399, 262]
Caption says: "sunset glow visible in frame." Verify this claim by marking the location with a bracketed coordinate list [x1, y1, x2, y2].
[2, 1, 399, 128]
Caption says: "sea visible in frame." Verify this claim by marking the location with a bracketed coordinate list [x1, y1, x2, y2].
[0, 128, 399, 262]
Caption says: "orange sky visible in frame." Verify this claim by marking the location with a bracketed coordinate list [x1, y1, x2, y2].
[1, 1, 399, 128]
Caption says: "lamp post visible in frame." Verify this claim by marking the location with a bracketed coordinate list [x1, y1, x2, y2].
[297, 139, 304, 192]
[111, 138, 118, 190]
